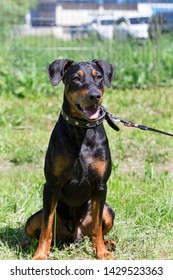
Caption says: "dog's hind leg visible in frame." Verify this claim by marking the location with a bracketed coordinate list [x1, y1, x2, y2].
[102, 203, 115, 235]
[102, 203, 116, 252]
[25, 209, 43, 239]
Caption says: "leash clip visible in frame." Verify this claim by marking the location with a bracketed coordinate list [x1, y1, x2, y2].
[122, 120, 135, 127]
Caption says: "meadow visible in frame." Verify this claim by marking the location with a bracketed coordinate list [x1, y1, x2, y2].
[0, 34, 173, 259]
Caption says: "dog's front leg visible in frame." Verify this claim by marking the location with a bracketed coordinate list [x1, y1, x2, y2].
[32, 183, 57, 260]
[91, 185, 113, 259]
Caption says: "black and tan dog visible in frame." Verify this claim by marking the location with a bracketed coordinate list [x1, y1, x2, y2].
[25, 59, 116, 259]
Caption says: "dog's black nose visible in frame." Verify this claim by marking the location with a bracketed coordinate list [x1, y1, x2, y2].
[88, 91, 101, 103]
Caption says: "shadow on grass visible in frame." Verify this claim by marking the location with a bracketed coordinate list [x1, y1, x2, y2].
[0, 226, 85, 259]
[0, 226, 37, 259]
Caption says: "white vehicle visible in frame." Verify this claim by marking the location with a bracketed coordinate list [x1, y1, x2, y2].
[91, 16, 117, 39]
[114, 16, 150, 41]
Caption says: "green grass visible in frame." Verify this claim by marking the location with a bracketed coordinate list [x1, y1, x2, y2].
[0, 86, 173, 259]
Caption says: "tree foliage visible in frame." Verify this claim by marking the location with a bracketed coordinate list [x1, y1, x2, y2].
[1, 0, 36, 25]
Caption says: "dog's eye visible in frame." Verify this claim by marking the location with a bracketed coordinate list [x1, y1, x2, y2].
[72, 76, 80, 82]
[95, 75, 103, 81]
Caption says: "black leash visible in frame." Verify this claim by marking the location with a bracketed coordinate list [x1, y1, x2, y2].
[103, 107, 173, 138]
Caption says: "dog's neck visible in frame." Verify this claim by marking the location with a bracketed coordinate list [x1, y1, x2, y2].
[61, 107, 106, 128]
[61, 96, 119, 131]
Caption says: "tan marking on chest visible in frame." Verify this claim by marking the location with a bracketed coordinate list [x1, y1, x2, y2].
[91, 158, 108, 177]
[53, 156, 70, 176]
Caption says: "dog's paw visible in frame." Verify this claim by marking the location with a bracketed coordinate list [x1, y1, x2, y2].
[104, 239, 116, 252]
[96, 249, 115, 260]
[32, 251, 48, 260]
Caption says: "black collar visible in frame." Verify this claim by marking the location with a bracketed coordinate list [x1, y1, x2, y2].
[61, 107, 106, 128]
[61, 106, 119, 131]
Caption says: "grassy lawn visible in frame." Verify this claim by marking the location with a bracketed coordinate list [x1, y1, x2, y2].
[0, 86, 173, 260]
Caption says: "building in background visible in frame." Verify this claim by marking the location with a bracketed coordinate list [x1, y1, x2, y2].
[31, 0, 56, 26]
[25, 1, 173, 39]
[30, 1, 173, 27]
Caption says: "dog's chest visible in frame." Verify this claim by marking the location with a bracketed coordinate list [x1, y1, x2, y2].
[58, 138, 109, 207]
[50, 124, 111, 206]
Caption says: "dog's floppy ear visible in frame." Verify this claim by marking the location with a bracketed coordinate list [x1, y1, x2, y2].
[47, 59, 74, 86]
[92, 59, 115, 88]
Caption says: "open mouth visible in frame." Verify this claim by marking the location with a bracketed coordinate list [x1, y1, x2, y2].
[76, 104, 100, 120]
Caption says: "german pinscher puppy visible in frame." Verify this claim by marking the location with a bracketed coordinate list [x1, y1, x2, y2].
[25, 59, 116, 259]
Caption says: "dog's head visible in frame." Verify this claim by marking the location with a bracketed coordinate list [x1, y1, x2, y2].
[47, 59, 115, 120]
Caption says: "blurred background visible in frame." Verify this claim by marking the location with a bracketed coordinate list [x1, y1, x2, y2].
[1, 0, 173, 95]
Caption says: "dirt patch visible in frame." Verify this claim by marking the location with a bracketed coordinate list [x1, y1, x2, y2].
[0, 160, 12, 173]
[118, 158, 173, 175]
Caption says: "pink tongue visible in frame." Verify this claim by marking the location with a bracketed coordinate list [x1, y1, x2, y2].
[84, 106, 100, 120]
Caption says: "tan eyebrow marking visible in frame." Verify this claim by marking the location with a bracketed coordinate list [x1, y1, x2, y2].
[91, 69, 97, 76]
[77, 70, 84, 77]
